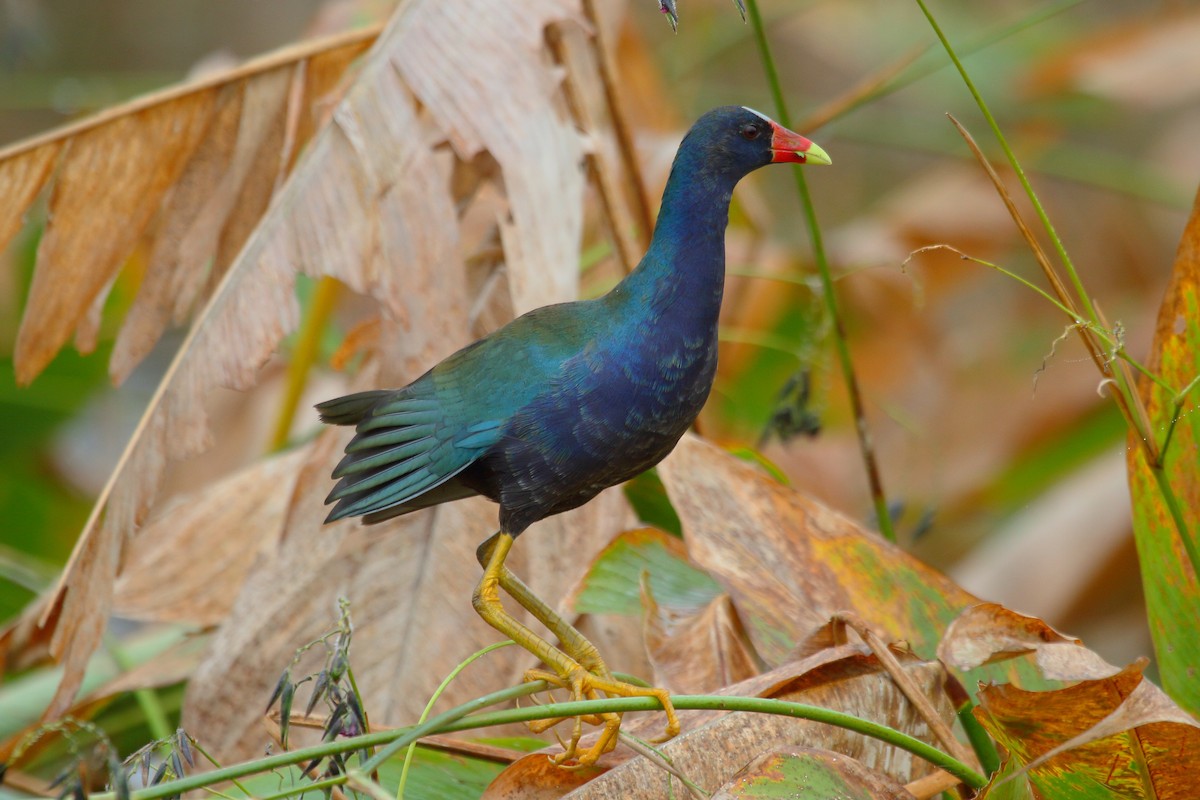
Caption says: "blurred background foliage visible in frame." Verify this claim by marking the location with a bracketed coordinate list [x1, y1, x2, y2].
[0, 0, 1194, 740]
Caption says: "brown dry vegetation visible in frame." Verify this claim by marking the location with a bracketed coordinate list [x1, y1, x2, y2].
[0, 0, 1198, 798]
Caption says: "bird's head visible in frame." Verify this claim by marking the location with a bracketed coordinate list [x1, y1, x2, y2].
[681, 105, 830, 180]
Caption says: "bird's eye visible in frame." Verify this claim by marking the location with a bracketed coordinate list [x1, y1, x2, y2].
[740, 124, 760, 141]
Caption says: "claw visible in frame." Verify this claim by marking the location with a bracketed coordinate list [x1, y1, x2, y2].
[523, 666, 678, 767]
[475, 532, 678, 766]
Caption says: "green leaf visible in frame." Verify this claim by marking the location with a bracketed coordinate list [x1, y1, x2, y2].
[713, 747, 911, 799]
[573, 527, 723, 616]
[1126, 188, 1200, 717]
[623, 468, 682, 536]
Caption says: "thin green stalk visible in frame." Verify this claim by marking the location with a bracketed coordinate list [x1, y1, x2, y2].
[913, 0, 1196, 573]
[718, 327, 804, 360]
[103, 634, 172, 742]
[724, 267, 813, 289]
[909, 246, 1173, 393]
[102, 689, 985, 800]
[268, 276, 340, 452]
[359, 681, 546, 774]
[957, 705, 1000, 777]
[344, 665, 377, 775]
[416, 696, 985, 789]
[92, 682, 547, 800]
[188, 738, 255, 799]
[1160, 373, 1200, 456]
[347, 770, 394, 800]
[744, 0, 897, 542]
[257, 776, 344, 800]
[396, 640, 515, 800]
[864, 0, 1083, 114]
[912, 0, 1091, 321]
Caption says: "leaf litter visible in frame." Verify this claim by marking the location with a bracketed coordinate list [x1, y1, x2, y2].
[3, 0, 622, 729]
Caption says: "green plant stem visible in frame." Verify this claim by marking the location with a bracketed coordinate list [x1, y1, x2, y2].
[101, 689, 985, 800]
[718, 327, 804, 360]
[1161, 373, 1200, 455]
[912, 0, 1196, 576]
[911, 246, 1172, 393]
[102, 634, 172, 742]
[257, 777, 344, 800]
[268, 275, 340, 452]
[344, 665, 376, 775]
[863, 0, 1083, 117]
[187, 738, 255, 799]
[360, 681, 547, 774]
[956, 703, 1000, 777]
[347, 770, 394, 800]
[397, 640, 515, 800]
[744, 0, 896, 542]
[87, 682, 545, 800]
[912, 1, 1090, 321]
[439, 696, 983, 786]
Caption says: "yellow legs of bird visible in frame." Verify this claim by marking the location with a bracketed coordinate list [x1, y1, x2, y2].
[473, 532, 680, 766]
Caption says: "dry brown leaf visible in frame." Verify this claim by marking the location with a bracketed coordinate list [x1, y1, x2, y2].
[657, 434, 978, 666]
[482, 754, 607, 800]
[207, 67, 293, 297]
[552, 19, 647, 273]
[937, 602, 1119, 681]
[25, 0, 594, 724]
[182, 423, 637, 762]
[15, 94, 216, 382]
[109, 66, 297, 384]
[710, 747, 915, 800]
[0, 143, 60, 267]
[392, 2, 586, 315]
[514, 647, 953, 799]
[643, 589, 758, 695]
[289, 35, 376, 170]
[2, 26, 381, 387]
[110, 83, 247, 383]
[113, 449, 307, 626]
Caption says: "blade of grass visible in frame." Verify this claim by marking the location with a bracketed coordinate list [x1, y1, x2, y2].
[396, 640, 515, 800]
[942, 114, 1152, 454]
[744, 0, 896, 542]
[269, 276, 341, 452]
[102, 634, 172, 742]
[904, 245, 1172, 394]
[914, 0, 1199, 709]
[855, 0, 1084, 119]
[914, 0, 1196, 578]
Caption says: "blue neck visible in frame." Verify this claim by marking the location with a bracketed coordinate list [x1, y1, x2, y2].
[615, 149, 739, 323]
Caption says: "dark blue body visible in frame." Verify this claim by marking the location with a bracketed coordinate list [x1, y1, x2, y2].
[319, 106, 776, 533]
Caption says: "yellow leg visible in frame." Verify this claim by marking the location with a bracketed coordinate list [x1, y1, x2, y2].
[472, 532, 681, 765]
[475, 533, 610, 678]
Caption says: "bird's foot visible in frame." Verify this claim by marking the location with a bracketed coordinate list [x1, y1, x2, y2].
[524, 666, 680, 766]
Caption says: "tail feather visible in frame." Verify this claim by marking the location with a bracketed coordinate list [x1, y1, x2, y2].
[315, 390, 393, 426]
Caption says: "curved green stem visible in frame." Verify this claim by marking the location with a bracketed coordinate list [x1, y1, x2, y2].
[104, 688, 985, 800]
[396, 640, 515, 800]
[909, 246, 1171, 393]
